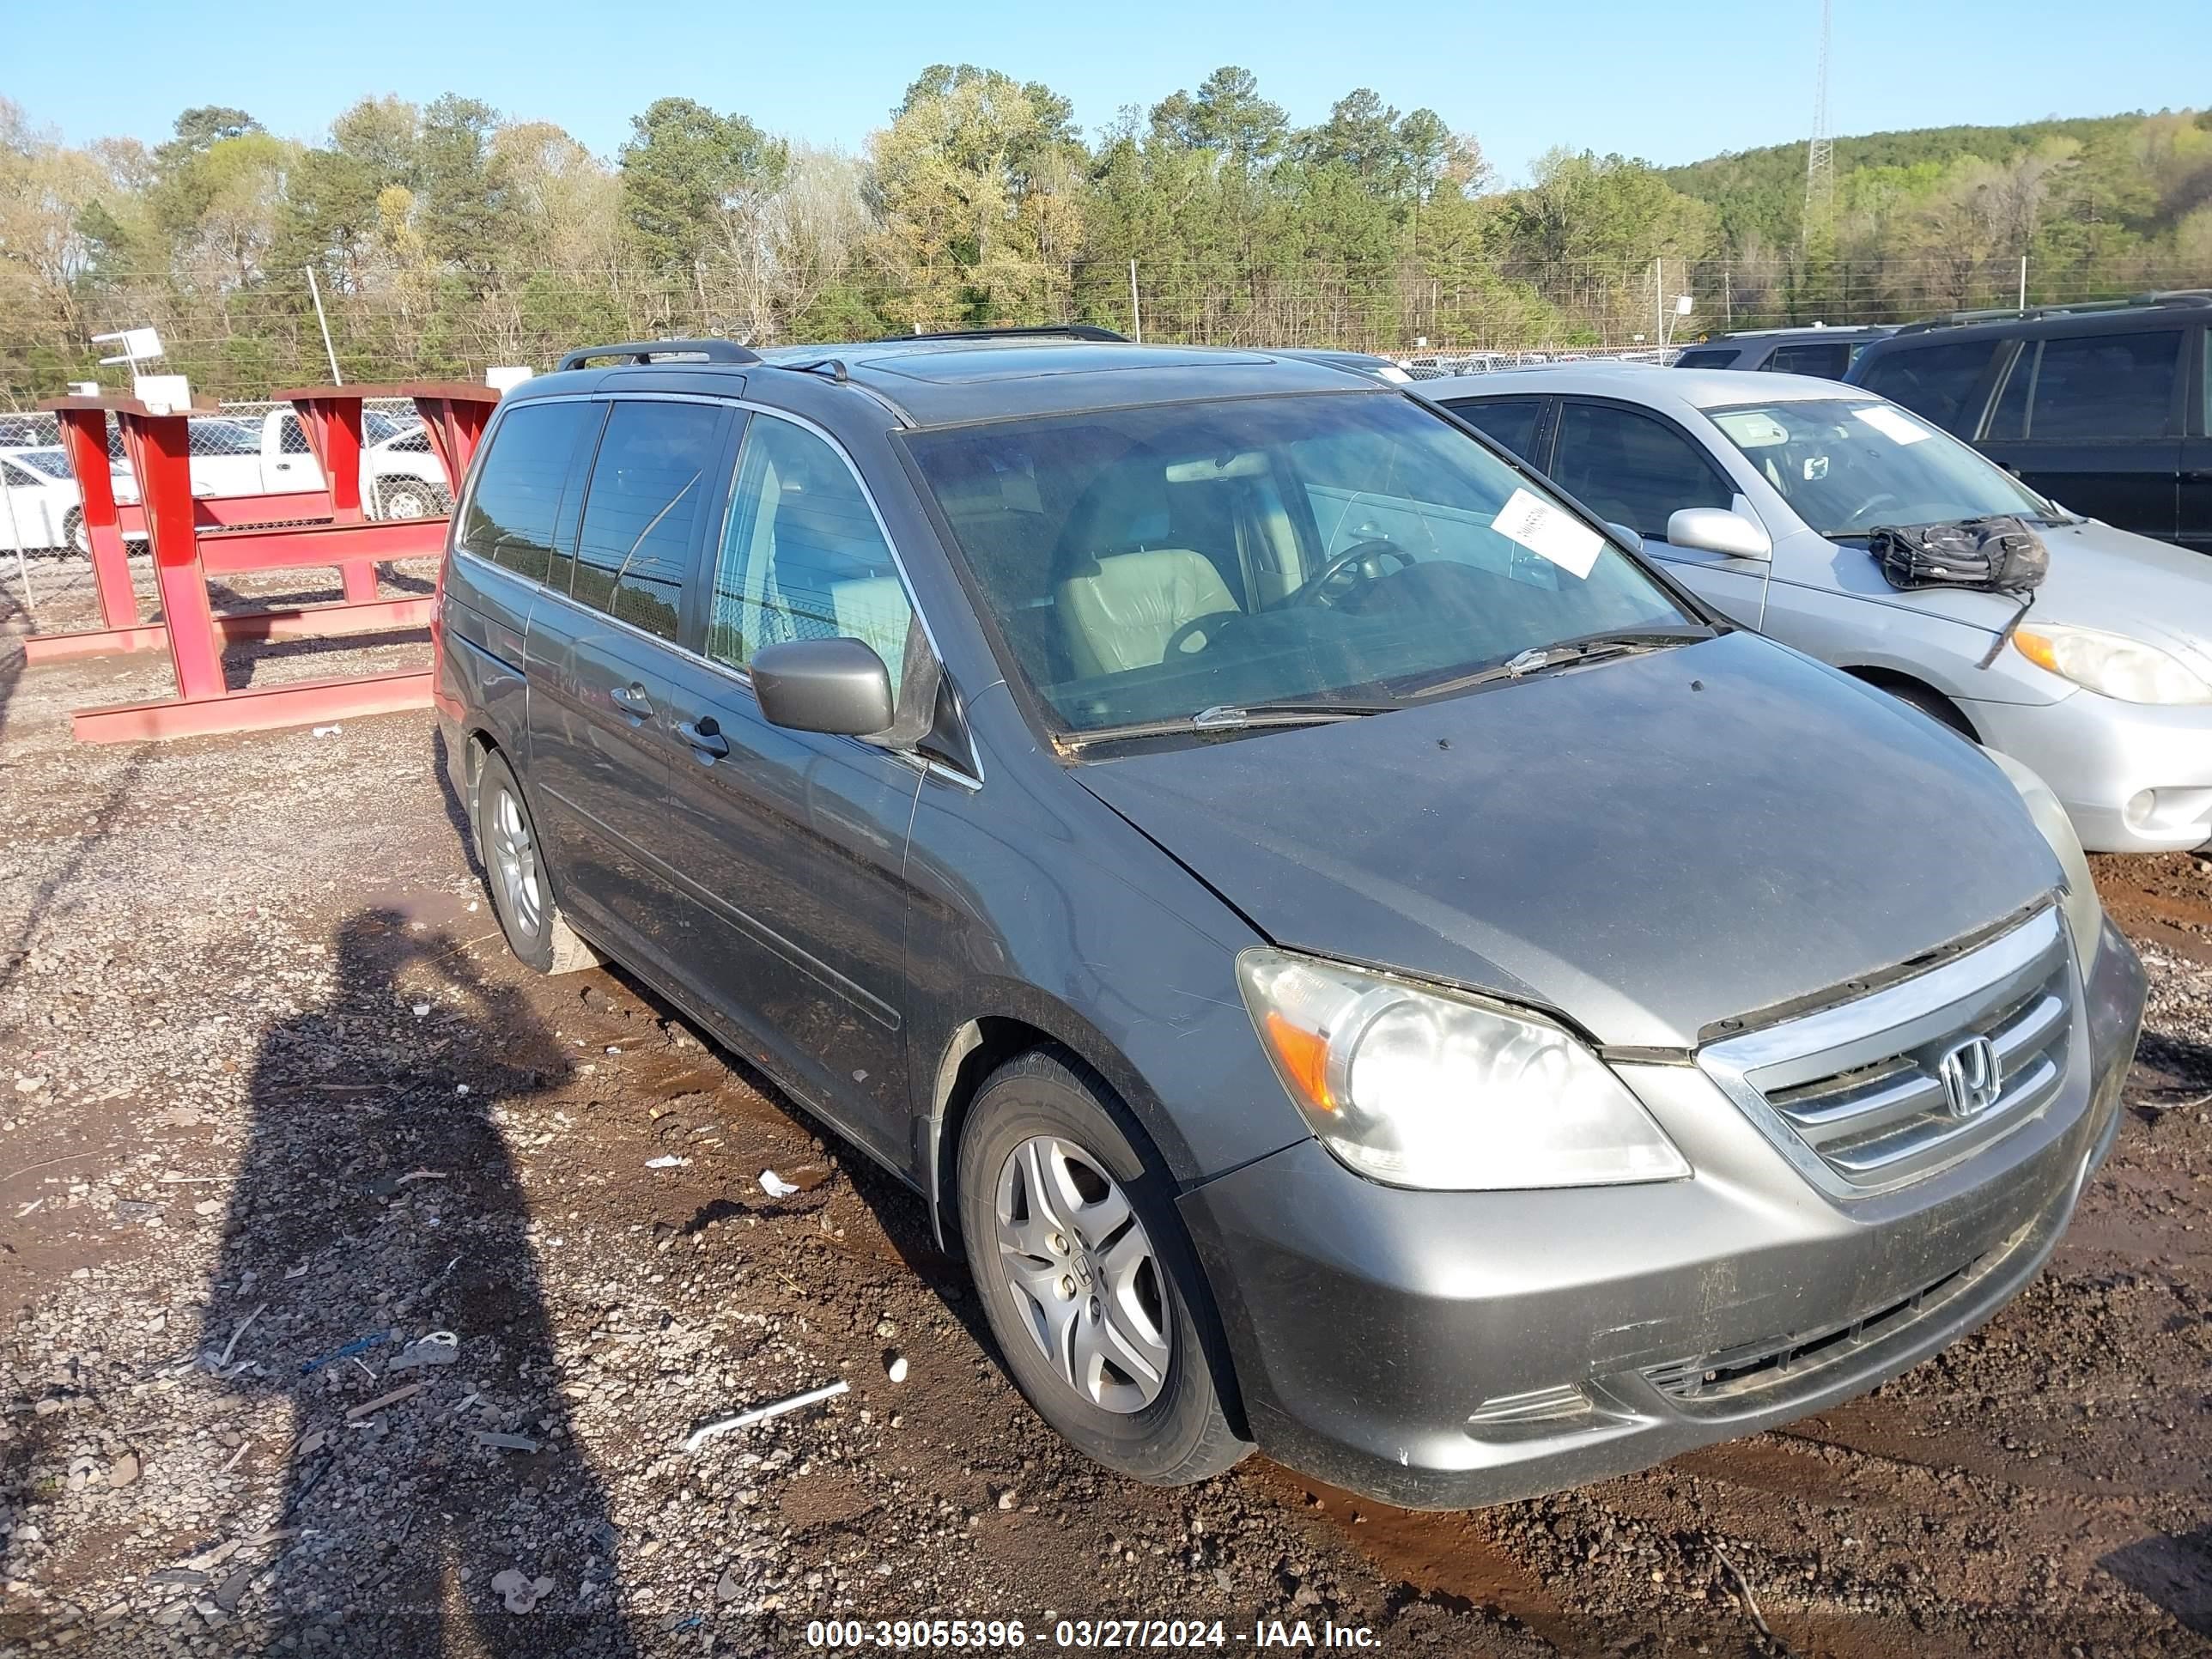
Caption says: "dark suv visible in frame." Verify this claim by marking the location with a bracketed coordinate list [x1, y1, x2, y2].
[432, 329, 2142, 1508]
[1848, 292, 2212, 551]
[1671, 325, 1894, 379]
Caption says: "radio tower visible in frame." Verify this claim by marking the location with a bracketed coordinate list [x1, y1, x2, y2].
[1802, 0, 1836, 239]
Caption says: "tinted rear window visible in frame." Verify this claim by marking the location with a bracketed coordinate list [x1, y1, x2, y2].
[569, 400, 726, 641]
[460, 401, 598, 583]
[2026, 329, 2180, 440]
[1854, 340, 2000, 434]
[1445, 398, 1543, 461]
[1672, 348, 1740, 369]
[1764, 342, 1851, 380]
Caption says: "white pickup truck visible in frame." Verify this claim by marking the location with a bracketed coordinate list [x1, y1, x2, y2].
[115, 409, 453, 520]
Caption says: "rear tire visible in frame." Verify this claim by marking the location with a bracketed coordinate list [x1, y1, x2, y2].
[63, 507, 88, 556]
[474, 747, 601, 975]
[957, 1050, 1249, 1486]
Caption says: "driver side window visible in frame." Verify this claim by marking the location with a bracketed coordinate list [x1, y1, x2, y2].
[1547, 403, 1732, 539]
[708, 415, 916, 700]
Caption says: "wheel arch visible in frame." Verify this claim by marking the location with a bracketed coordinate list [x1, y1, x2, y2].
[923, 998, 1200, 1254]
[927, 1011, 1254, 1443]
[1841, 664, 1979, 738]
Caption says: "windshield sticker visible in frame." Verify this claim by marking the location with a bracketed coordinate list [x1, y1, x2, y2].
[1852, 404, 1932, 446]
[1492, 488, 1604, 580]
[1803, 455, 1829, 481]
[1712, 410, 1789, 448]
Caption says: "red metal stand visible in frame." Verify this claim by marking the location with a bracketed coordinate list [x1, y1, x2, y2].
[26, 383, 500, 743]
[51, 405, 141, 630]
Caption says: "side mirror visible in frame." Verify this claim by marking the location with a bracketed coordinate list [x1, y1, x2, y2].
[1666, 507, 1772, 560]
[750, 638, 894, 738]
[1606, 520, 1643, 550]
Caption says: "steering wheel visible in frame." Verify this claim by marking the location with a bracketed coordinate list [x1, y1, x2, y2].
[1852, 491, 1907, 525]
[1162, 609, 1248, 659]
[1293, 538, 1417, 607]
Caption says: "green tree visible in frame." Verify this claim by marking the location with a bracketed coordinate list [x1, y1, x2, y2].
[1148, 66, 1287, 169]
[867, 68, 1084, 328]
[618, 96, 789, 276]
[416, 94, 514, 278]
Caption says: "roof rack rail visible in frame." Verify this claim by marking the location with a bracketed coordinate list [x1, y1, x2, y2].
[1896, 289, 2212, 334]
[878, 324, 1131, 344]
[555, 338, 762, 372]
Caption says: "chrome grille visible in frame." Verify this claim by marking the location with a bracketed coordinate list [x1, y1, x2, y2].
[1700, 908, 2075, 1194]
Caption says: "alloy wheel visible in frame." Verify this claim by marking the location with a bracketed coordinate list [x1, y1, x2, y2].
[994, 1135, 1171, 1413]
[488, 785, 544, 937]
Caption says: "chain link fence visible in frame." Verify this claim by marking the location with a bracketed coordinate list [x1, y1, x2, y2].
[13, 252, 2203, 407]
[1, 398, 448, 559]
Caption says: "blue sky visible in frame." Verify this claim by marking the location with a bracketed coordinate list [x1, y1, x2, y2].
[8, 0, 2203, 181]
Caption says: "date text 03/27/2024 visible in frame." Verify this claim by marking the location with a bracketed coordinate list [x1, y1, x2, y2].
[805, 1619, 1382, 1650]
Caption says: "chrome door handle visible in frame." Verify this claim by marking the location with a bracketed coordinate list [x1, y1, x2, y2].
[676, 718, 730, 760]
[609, 684, 653, 719]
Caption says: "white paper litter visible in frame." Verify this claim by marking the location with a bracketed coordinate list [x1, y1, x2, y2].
[1491, 488, 1604, 580]
[682, 1379, 849, 1452]
[758, 1169, 800, 1198]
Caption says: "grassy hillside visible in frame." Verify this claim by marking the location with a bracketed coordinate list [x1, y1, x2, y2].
[1664, 112, 2163, 246]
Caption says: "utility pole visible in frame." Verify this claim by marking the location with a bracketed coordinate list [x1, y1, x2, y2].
[1128, 259, 1143, 343]
[1802, 0, 1836, 240]
[305, 268, 343, 385]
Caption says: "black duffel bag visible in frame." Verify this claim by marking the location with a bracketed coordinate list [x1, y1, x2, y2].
[1868, 515, 2048, 666]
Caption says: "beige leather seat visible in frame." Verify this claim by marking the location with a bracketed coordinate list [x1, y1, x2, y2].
[1056, 550, 1241, 678]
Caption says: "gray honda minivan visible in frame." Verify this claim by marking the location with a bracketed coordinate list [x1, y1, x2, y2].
[434, 330, 2145, 1509]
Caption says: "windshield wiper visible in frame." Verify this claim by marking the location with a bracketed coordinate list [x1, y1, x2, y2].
[1394, 629, 1709, 702]
[1059, 698, 1393, 750]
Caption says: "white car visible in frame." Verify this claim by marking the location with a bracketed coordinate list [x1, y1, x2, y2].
[113, 410, 453, 520]
[0, 447, 83, 553]
[1431, 362, 2212, 853]
[257, 408, 455, 519]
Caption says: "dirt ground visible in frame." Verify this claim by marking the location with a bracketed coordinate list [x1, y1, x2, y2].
[0, 555, 2206, 1658]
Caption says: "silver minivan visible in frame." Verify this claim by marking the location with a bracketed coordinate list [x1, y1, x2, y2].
[1434, 363, 2212, 853]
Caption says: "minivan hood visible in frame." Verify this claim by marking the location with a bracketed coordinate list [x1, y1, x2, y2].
[1076, 633, 2060, 1050]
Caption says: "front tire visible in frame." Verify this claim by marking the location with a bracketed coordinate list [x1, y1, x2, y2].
[378, 478, 443, 521]
[957, 1051, 1249, 1486]
[474, 747, 601, 975]
[63, 506, 89, 556]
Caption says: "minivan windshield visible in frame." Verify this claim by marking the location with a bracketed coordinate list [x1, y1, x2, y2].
[1708, 397, 2066, 538]
[906, 393, 1695, 737]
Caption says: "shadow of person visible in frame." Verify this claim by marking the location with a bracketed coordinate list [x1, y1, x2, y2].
[203, 908, 635, 1656]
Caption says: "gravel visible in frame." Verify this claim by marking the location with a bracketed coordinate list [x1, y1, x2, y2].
[1, 557, 2206, 1655]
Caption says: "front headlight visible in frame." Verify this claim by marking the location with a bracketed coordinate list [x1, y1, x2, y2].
[1236, 949, 1690, 1190]
[2014, 623, 2212, 705]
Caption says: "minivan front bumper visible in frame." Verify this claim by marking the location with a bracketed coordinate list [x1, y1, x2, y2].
[1177, 918, 2144, 1510]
